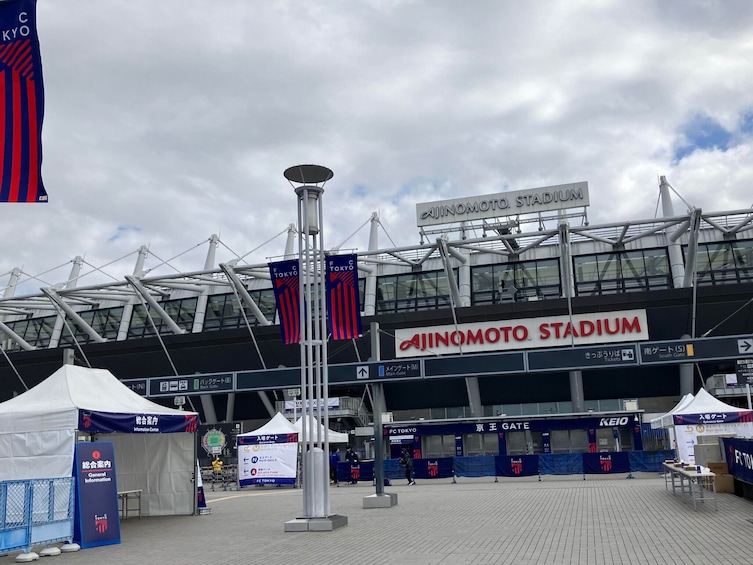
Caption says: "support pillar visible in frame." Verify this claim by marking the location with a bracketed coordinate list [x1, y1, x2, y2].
[569, 370, 584, 413]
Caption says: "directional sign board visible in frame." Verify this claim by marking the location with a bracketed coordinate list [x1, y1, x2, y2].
[376, 361, 421, 379]
[236, 367, 299, 391]
[640, 335, 753, 364]
[424, 352, 525, 377]
[330, 360, 422, 384]
[528, 345, 638, 372]
[122, 379, 148, 396]
[149, 373, 234, 397]
[638, 340, 695, 364]
[736, 358, 753, 385]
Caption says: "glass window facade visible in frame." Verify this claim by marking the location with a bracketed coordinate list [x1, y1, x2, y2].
[59, 306, 124, 346]
[471, 258, 561, 305]
[687, 238, 753, 286]
[573, 247, 671, 296]
[2, 315, 56, 350]
[376, 270, 453, 314]
[203, 290, 277, 331]
[127, 297, 198, 339]
[422, 434, 456, 458]
[462, 433, 499, 456]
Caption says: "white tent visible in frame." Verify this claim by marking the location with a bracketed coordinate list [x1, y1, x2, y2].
[236, 412, 299, 486]
[650, 393, 695, 429]
[672, 388, 753, 464]
[0, 365, 199, 516]
[293, 417, 350, 444]
[245, 412, 298, 435]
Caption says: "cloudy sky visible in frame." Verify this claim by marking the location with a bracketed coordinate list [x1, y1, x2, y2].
[3, 0, 753, 296]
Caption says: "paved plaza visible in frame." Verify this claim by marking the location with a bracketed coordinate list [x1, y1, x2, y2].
[2, 473, 753, 565]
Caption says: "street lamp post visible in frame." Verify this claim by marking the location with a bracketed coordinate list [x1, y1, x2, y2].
[283, 164, 347, 532]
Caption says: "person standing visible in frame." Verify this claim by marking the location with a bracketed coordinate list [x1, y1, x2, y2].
[399, 448, 416, 485]
[211, 455, 223, 491]
[345, 446, 360, 484]
[329, 446, 340, 486]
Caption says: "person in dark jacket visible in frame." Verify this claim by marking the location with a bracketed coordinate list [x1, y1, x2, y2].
[345, 446, 360, 484]
[399, 448, 416, 485]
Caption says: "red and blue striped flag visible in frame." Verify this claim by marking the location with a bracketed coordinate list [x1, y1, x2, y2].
[0, 0, 46, 203]
[269, 259, 301, 345]
[326, 254, 362, 340]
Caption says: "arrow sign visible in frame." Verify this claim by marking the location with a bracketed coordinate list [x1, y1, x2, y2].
[356, 366, 370, 379]
[739, 339, 753, 354]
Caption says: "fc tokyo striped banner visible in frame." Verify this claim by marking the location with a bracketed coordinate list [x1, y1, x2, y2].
[326, 254, 362, 340]
[269, 259, 301, 344]
[0, 0, 47, 203]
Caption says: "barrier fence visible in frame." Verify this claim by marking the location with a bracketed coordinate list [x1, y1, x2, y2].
[336, 450, 674, 483]
[0, 477, 75, 555]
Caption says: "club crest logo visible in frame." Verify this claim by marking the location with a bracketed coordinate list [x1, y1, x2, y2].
[94, 513, 108, 534]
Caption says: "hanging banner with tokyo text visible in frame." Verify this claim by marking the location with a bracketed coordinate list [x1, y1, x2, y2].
[326, 253, 362, 340]
[0, 0, 47, 202]
[269, 259, 301, 344]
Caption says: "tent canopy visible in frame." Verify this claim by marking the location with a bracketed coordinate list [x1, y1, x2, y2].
[237, 413, 350, 444]
[239, 412, 297, 437]
[0, 364, 197, 436]
[650, 393, 695, 429]
[673, 388, 751, 419]
[0, 365, 199, 516]
[294, 417, 350, 444]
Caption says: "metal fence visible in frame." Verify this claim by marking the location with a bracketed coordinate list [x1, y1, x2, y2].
[0, 477, 75, 555]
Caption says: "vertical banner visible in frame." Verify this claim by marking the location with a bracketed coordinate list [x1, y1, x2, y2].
[0, 0, 47, 203]
[325, 254, 362, 340]
[73, 442, 121, 549]
[269, 259, 300, 344]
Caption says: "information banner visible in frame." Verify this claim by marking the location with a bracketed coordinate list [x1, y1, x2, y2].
[413, 457, 454, 479]
[495, 455, 539, 477]
[674, 418, 753, 464]
[582, 452, 630, 474]
[337, 461, 374, 483]
[237, 433, 298, 486]
[73, 442, 120, 549]
[723, 437, 753, 484]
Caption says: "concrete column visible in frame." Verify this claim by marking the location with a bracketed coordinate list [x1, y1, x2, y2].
[569, 370, 584, 412]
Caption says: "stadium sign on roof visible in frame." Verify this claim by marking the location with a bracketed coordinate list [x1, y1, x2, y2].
[416, 181, 590, 227]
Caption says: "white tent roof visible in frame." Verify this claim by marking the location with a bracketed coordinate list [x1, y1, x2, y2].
[673, 388, 752, 419]
[650, 393, 695, 429]
[0, 364, 195, 434]
[0, 365, 199, 516]
[293, 417, 349, 443]
[237, 412, 298, 437]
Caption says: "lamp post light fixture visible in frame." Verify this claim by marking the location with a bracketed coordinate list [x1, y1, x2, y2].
[282, 164, 347, 532]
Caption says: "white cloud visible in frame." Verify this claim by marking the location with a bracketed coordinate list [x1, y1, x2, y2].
[2, 0, 752, 293]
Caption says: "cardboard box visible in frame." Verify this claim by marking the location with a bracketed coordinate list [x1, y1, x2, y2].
[715, 474, 735, 494]
[708, 461, 729, 475]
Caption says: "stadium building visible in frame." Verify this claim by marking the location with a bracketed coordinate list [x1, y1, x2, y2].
[1, 176, 752, 458]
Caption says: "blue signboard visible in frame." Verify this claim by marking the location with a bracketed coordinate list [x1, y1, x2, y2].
[122, 379, 147, 396]
[73, 442, 120, 549]
[582, 452, 630, 474]
[528, 344, 637, 371]
[78, 410, 199, 434]
[149, 373, 234, 396]
[495, 455, 539, 477]
[337, 461, 374, 483]
[723, 437, 753, 484]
